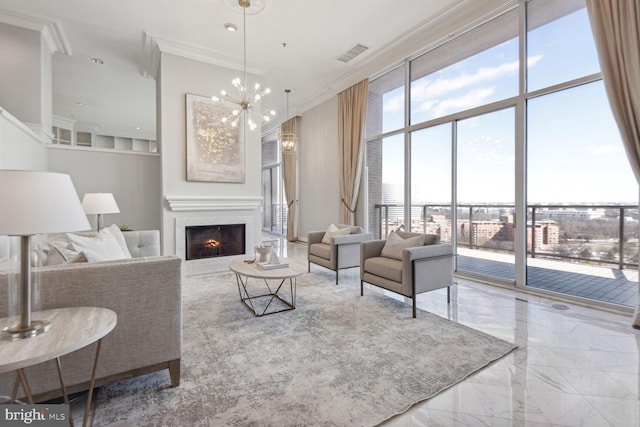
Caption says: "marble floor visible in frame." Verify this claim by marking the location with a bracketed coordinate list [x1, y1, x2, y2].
[276, 237, 640, 427]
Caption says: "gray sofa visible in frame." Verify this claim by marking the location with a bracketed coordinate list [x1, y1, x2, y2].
[0, 230, 182, 402]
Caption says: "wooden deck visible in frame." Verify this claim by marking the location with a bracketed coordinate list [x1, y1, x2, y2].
[457, 248, 638, 307]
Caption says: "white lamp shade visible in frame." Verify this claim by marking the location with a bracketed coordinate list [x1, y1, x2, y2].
[82, 193, 120, 215]
[0, 170, 91, 236]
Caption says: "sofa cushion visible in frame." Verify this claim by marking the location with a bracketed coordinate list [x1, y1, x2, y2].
[309, 242, 331, 260]
[381, 231, 424, 260]
[364, 256, 402, 283]
[321, 224, 351, 244]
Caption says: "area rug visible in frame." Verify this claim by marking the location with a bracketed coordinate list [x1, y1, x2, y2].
[93, 268, 516, 426]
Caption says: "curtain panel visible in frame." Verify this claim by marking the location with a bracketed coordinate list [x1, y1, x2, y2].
[282, 116, 300, 242]
[586, 0, 640, 327]
[338, 79, 369, 225]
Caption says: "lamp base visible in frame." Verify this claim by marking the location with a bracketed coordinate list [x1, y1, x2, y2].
[3, 319, 51, 340]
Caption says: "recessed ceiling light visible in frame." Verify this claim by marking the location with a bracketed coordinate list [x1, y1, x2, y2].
[224, 23, 237, 32]
[90, 58, 104, 64]
[135, 126, 142, 130]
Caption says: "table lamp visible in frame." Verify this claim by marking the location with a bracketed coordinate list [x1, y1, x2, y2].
[82, 193, 120, 230]
[0, 170, 90, 339]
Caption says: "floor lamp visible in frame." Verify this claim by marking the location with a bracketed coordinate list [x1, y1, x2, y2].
[0, 170, 90, 339]
[81, 193, 120, 231]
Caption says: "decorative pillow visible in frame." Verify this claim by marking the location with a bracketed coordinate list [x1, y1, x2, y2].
[47, 242, 87, 265]
[46, 237, 84, 265]
[102, 224, 132, 258]
[321, 224, 351, 244]
[381, 231, 425, 260]
[67, 227, 131, 263]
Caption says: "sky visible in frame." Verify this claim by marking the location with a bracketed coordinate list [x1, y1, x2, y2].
[378, 8, 638, 206]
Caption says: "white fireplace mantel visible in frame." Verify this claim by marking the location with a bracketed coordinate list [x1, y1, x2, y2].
[165, 195, 262, 212]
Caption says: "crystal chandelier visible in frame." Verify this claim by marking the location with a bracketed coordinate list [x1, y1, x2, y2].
[281, 89, 297, 154]
[212, 0, 275, 130]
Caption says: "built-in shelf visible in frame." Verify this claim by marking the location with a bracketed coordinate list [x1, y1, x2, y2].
[92, 134, 156, 153]
[50, 123, 157, 153]
[52, 126, 72, 145]
[76, 131, 92, 147]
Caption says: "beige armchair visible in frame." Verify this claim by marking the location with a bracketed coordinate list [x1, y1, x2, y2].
[307, 224, 373, 285]
[360, 231, 454, 318]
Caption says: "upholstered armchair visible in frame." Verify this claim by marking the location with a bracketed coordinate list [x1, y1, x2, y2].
[307, 224, 373, 285]
[360, 231, 454, 318]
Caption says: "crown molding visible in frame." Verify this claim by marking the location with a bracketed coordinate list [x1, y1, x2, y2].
[140, 31, 264, 80]
[0, 9, 71, 55]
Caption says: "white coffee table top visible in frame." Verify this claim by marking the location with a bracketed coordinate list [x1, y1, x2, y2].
[0, 306, 117, 373]
[229, 257, 306, 279]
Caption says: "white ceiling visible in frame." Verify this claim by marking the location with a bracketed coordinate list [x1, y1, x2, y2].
[0, 0, 510, 140]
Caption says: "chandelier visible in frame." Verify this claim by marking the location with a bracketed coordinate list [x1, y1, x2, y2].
[212, 0, 274, 130]
[281, 89, 297, 154]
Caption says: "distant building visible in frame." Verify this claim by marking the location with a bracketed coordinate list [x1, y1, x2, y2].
[535, 208, 604, 220]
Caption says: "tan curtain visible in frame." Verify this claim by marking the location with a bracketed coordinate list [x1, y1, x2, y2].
[586, 0, 640, 327]
[282, 116, 300, 241]
[338, 79, 369, 225]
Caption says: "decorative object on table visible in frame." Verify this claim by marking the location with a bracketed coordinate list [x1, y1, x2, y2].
[82, 192, 120, 231]
[0, 170, 90, 339]
[255, 244, 272, 263]
[185, 93, 244, 183]
[256, 261, 289, 270]
[257, 251, 289, 270]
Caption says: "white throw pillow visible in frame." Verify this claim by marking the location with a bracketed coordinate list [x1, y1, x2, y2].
[321, 224, 351, 244]
[102, 224, 132, 258]
[67, 227, 131, 263]
[381, 231, 424, 260]
[46, 236, 84, 265]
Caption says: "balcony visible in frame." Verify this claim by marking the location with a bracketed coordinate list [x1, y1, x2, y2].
[373, 203, 639, 308]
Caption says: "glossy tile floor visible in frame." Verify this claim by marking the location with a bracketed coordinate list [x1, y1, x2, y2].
[275, 237, 640, 427]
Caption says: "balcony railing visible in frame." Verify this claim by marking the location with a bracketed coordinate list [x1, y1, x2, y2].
[373, 203, 639, 270]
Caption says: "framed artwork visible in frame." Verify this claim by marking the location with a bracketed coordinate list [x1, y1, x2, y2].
[185, 93, 245, 183]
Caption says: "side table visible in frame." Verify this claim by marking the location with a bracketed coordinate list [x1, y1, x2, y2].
[0, 307, 117, 427]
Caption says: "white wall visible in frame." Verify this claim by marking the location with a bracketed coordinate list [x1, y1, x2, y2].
[298, 97, 340, 239]
[0, 24, 42, 126]
[158, 53, 262, 255]
[47, 147, 162, 232]
[0, 107, 46, 170]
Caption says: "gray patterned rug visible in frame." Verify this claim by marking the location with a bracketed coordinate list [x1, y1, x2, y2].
[93, 268, 516, 426]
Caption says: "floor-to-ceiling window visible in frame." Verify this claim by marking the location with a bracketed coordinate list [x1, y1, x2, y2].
[261, 131, 286, 235]
[365, 0, 638, 307]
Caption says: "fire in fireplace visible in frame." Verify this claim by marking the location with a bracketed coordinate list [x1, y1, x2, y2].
[185, 224, 245, 260]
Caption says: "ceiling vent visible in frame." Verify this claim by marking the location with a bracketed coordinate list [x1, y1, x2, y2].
[337, 44, 368, 63]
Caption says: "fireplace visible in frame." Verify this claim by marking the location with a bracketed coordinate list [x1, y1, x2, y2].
[185, 224, 246, 260]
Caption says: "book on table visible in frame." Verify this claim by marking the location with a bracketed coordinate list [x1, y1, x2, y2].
[257, 262, 289, 270]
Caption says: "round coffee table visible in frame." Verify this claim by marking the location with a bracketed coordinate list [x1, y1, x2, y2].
[229, 258, 306, 316]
